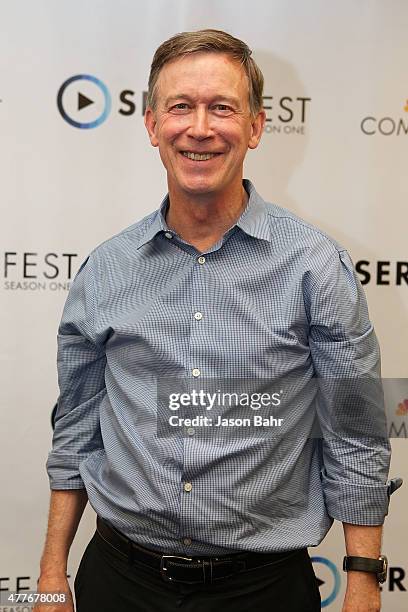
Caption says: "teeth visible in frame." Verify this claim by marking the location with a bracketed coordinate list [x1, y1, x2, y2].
[182, 152, 218, 161]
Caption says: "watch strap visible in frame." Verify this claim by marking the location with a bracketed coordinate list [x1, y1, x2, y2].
[343, 556, 384, 574]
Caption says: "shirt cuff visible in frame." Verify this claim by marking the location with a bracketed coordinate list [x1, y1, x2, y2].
[46, 451, 87, 490]
[321, 471, 402, 525]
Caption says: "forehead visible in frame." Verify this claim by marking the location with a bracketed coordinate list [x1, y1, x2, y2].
[156, 52, 249, 104]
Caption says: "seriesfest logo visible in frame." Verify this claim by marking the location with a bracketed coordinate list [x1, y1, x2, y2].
[361, 99, 408, 136]
[355, 260, 408, 286]
[2, 251, 78, 291]
[56, 73, 311, 135]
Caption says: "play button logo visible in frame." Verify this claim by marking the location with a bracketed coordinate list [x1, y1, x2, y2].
[311, 556, 341, 607]
[78, 92, 94, 111]
[57, 74, 111, 129]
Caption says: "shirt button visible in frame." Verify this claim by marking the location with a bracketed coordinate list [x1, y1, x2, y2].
[186, 427, 195, 436]
[184, 482, 193, 492]
[164, 232, 173, 239]
[183, 537, 192, 546]
[194, 312, 203, 321]
[192, 368, 200, 377]
[197, 256, 206, 264]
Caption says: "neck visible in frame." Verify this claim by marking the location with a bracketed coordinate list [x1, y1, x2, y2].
[165, 180, 248, 251]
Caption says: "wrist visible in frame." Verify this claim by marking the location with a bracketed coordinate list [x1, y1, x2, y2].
[39, 560, 68, 579]
[346, 570, 380, 587]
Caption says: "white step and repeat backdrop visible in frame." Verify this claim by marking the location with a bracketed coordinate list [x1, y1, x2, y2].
[1, 1, 407, 609]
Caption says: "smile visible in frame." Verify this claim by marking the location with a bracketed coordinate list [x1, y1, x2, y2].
[181, 151, 221, 161]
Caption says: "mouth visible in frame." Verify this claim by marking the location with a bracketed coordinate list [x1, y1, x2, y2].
[180, 151, 222, 161]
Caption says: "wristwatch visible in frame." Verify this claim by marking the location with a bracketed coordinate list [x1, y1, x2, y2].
[343, 555, 388, 583]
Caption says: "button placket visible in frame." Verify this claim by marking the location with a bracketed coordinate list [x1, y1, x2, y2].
[180, 252, 209, 551]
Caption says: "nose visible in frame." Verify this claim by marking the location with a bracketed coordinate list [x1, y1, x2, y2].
[187, 106, 213, 140]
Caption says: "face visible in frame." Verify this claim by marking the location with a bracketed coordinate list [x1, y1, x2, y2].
[145, 52, 265, 198]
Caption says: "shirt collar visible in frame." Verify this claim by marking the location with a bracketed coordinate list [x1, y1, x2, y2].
[135, 195, 171, 249]
[236, 179, 272, 242]
[136, 179, 272, 249]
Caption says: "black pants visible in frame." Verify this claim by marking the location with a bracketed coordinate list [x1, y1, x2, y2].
[74, 531, 321, 611]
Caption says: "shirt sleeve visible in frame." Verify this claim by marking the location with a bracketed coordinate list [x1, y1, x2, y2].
[304, 246, 396, 525]
[46, 252, 106, 490]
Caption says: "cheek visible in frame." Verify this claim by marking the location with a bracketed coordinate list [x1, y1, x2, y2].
[159, 116, 189, 142]
[216, 121, 251, 146]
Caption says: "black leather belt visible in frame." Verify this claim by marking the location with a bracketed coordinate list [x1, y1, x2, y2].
[96, 516, 302, 585]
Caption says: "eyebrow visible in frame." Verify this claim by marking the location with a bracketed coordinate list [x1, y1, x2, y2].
[164, 94, 241, 106]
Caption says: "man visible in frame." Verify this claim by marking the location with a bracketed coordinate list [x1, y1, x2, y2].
[37, 29, 400, 612]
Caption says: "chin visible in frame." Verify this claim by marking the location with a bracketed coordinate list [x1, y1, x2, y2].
[177, 185, 210, 196]
[179, 177, 220, 195]
[184, 184, 215, 195]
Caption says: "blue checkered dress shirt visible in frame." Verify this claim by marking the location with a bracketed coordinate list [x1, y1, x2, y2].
[47, 179, 395, 555]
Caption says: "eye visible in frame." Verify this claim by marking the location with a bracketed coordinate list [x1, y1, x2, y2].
[170, 103, 190, 112]
[212, 104, 234, 115]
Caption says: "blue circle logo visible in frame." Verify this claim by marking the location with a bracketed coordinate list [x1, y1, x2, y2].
[57, 74, 111, 129]
[311, 556, 341, 607]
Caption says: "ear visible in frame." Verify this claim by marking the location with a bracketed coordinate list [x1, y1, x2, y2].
[144, 107, 159, 147]
[248, 110, 266, 150]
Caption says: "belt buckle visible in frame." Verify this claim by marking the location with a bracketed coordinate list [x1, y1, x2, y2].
[160, 554, 194, 583]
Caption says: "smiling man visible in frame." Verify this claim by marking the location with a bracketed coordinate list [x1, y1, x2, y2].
[37, 30, 400, 612]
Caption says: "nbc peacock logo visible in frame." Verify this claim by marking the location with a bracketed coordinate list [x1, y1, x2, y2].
[388, 398, 408, 437]
[396, 398, 408, 416]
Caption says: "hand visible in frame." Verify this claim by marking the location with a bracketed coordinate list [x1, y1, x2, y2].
[342, 572, 381, 612]
[33, 574, 74, 612]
